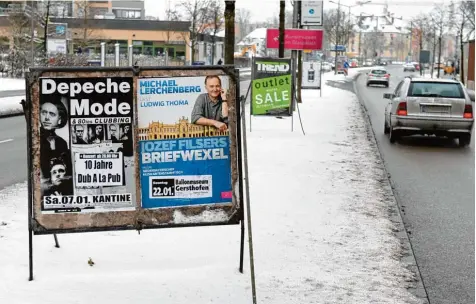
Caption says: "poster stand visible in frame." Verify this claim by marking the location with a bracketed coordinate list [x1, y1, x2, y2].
[21, 66, 250, 304]
[21, 98, 61, 281]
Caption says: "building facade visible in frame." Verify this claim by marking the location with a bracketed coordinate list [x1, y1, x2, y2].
[138, 118, 228, 141]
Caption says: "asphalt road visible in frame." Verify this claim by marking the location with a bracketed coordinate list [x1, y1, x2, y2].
[0, 90, 25, 98]
[0, 115, 27, 190]
[355, 65, 475, 304]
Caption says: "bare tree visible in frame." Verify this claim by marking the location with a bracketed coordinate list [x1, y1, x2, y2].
[208, 0, 224, 64]
[176, 0, 213, 63]
[236, 8, 252, 43]
[430, 3, 454, 77]
[324, 9, 356, 56]
[74, 0, 103, 50]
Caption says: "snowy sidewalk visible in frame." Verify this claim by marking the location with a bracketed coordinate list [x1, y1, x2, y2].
[0, 75, 423, 303]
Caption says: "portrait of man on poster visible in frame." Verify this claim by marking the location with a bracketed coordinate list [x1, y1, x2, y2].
[41, 157, 73, 197]
[89, 124, 105, 144]
[39, 98, 71, 179]
[191, 75, 229, 131]
[72, 124, 88, 144]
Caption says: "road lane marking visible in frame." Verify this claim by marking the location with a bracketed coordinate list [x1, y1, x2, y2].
[0, 139, 13, 144]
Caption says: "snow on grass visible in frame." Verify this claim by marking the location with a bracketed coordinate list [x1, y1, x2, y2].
[0, 81, 423, 304]
[0, 95, 25, 116]
[0, 77, 25, 91]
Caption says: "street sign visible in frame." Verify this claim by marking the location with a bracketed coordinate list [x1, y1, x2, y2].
[301, 1, 323, 26]
[330, 45, 346, 52]
[419, 50, 430, 63]
[266, 29, 323, 50]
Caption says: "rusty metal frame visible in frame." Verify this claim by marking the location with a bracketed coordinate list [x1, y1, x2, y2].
[26, 65, 244, 236]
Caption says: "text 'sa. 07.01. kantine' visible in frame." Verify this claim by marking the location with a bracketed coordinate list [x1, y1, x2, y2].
[39, 77, 136, 213]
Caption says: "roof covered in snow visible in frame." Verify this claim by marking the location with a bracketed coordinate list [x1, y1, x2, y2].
[237, 28, 267, 46]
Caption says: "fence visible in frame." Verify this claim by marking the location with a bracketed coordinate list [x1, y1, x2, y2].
[0, 52, 187, 78]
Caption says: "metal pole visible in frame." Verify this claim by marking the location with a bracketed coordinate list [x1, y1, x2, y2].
[128, 45, 133, 66]
[165, 50, 169, 66]
[21, 92, 33, 281]
[241, 87, 257, 304]
[114, 43, 120, 67]
[100, 42, 106, 67]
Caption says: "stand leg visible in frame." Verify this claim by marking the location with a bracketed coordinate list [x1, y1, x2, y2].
[28, 227, 33, 281]
[21, 98, 34, 281]
[241, 96, 257, 304]
[295, 91, 306, 135]
[239, 219, 245, 273]
[53, 234, 60, 248]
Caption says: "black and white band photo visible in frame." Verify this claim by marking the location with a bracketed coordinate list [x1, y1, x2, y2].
[39, 77, 136, 213]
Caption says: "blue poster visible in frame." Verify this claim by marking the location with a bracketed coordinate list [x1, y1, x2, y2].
[137, 76, 233, 209]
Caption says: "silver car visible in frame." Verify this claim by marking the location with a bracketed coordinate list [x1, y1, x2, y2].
[366, 69, 390, 87]
[384, 77, 474, 147]
[403, 63, 416, 72]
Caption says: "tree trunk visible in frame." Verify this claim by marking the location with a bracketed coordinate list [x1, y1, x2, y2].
[419, 26, 423, 76]
[43, 0, 51, 57]
[460, 28, 465, 85]
[224, 1, 235, 65]
[431, 29, 436, 78]
[437, 35, 442, 78]
[279, 0, 285, 58]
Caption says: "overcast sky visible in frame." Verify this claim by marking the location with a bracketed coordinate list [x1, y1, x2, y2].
[144, 0, 450, 23]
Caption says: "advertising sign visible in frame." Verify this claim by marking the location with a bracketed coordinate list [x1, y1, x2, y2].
[38, 77, 135, 213]
[301, 1, 323, 26]
[266, 29, 323, 50]
[47, 39, 67, 54]
[47, 23, 67, 54]
[302, 61, 321, 90]
[137, 75, 233, 209]
[251, 57, 292, 116]
[419, 50, 430, 64]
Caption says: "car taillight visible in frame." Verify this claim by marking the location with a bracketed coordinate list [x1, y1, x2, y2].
[464, 104, 473, 119]
[368, 74, 374, 77]
[397, 101, 407, 116]
[384, 74, 390, 78]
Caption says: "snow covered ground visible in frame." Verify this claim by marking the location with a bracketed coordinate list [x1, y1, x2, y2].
[0, 75, 423, 304]
[0, 95, 25, 116]
[0, 78, 26, 116]
[0, 77, 25, 91]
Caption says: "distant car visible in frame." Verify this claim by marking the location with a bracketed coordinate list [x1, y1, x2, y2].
[321, 62, 332, 72]
[403, 63, 416, 72]
[366, 69, 390, 87]
[383, 77, 474, 147]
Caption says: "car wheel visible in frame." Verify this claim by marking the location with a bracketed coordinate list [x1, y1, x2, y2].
[384, 120, 390, 134]
[366, 83, 370, 87]
[458, 134, 471, 147]
[389, 126, 399, 143]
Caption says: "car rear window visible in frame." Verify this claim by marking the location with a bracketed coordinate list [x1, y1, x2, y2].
[370, 70, 387, 74]
[408, 82, 465, 98]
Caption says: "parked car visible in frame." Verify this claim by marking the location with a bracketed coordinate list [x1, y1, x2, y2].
[383, 77, 474, 146]
[411, 62, 420, 71]
[366, 69, 390, 87]
[403, 63, 416, 72]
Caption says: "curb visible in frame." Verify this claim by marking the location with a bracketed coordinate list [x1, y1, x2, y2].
[352, 72, 430, 304]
